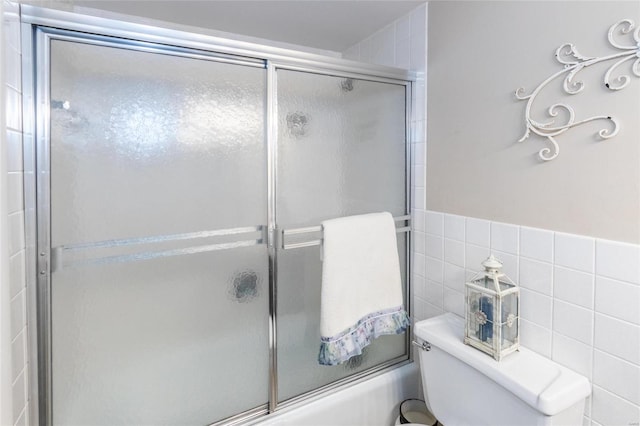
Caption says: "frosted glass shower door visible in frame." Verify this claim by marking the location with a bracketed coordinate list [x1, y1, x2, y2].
[47, 39, 268, 425]
[275, 70, 408, 401]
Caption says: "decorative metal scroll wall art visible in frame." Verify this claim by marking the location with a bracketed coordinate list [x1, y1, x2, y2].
[516, 20, 640, 161]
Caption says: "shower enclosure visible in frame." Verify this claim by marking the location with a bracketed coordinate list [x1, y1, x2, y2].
[21, 6, 413, 425]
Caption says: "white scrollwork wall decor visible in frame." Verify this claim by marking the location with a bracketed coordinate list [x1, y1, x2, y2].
[516, 20, 640, 161]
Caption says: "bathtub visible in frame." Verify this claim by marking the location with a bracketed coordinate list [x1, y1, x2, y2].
[252, 363, 420, 426]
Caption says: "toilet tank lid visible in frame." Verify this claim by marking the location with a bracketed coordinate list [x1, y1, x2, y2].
[414, 313, 591, 416]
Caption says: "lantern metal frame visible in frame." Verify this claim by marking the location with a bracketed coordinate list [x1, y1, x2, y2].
[464, 255, 520, 361]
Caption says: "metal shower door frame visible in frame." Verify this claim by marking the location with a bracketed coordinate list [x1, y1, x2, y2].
[20, 5, 415, 426]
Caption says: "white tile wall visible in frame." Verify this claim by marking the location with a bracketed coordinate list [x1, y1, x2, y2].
[417, 210, 640, 425]
[3, 1, 29, 424]
[343, 3, 429, 337]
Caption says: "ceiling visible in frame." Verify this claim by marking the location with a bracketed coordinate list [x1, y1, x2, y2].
[68, 1, 426, 52]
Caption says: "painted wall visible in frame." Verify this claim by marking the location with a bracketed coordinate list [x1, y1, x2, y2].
[427, 1, 640, 244]
[2, 1, 30, 425]
[346, 2, 640, 426]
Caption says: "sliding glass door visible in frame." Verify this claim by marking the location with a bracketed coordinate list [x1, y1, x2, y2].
[275, 69, 408, 402]
[47, 38, 269, 425]
[33, 26, 410, 426]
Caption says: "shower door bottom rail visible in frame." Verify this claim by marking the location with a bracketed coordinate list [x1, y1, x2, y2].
[50, 225, 266, 271]
[279, 215, 410, 250]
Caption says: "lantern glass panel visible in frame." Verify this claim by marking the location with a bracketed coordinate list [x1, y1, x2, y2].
[467, 289, 495, 350]
[500, 291, 519, 346]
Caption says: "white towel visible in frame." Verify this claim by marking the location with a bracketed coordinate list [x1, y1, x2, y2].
[318, 212, 409, 365]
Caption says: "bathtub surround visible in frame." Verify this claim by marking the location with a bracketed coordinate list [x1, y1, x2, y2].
[417, 210, 640, 425]
[2, 1, 29, 425]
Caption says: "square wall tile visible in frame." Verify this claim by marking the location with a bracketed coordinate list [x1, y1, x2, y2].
[444, 214, 465, 241]
[466, 217, 490, 247]
[552, 333, 593, 379]
[11, 330, 25, 382]
[425, 211, 443, 236]
[594, 314, 640, 365]
[414, 253, 425, 277]
[412, 184, 425, 210]
[555, 233, 595, 273]
[12, 371, 26, 424]
[413, 297, 427, 322]
[465, 244, 490, 272]
[9, 211, 25, 255]
[412, 85, 426, 123]
[491, 222, 519, 255]
[15, 406, 27, 426]
[444, 238, 464, 267]
[371, 24, 395, 67]
[591, 386, 640, 426]
[425, 257, 443, 282]
[410, 4, 426, 38]
[410, 34, 425, 71]
[413, 274, 426, 300]
[595, 276, 640, 325]
[6, 129, 23, 172]
[4, 46, 21, 92]
[425, 280, 443, 308]
[6, 87, 22, 131]
[425, 234, 442, 260]
[554, 266, 594, 309]
[395, 13, 411, 41]
[492, 250, 518, 281]
[9, 250, 25, 299]
[520, 319, 552, 357]
[395, 40, 411, 70]
[412, 165, 425, 189]
[413, 231, 425, 255]
[596, 239, 640, 285]
[424, 301, 443, 320]
[520, 288, 553, 329]
[520, 226, 553, 263]
[412, 120, 425, 144]
[593, 349, 640, 405]
[443, 263, 465, 293]
[443, 288, 464, 317]
[10, 290, 25, 340]
[412, 210, 425, 233]
[519, 258, 553, 296]
[553, 300, 593, 345]
[7, 172, 23, 214]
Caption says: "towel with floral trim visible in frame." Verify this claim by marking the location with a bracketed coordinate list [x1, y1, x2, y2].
[318, 212, 409, 366]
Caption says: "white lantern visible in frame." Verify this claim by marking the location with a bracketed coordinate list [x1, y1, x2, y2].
[464, 255, 520, 361]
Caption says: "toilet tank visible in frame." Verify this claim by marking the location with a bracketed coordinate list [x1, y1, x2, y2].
[414, 314, 591, 426]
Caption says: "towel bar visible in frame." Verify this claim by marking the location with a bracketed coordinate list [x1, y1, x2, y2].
[51, 225, 266, 271]
[280, 215, 411, 250]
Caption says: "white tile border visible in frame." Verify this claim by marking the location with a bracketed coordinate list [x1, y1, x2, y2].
[416, 210, 640, 423]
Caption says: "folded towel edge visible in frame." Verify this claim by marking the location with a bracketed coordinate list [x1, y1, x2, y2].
[318, 306, 410, 366]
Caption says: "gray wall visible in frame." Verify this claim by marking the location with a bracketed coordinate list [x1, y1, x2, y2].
[427, 1, 640, 243]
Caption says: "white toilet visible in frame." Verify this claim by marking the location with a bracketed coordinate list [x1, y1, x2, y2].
[413, 313, 591, 426]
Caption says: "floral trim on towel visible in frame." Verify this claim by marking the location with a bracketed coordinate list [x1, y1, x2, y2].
[318, 306, 410, 366]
